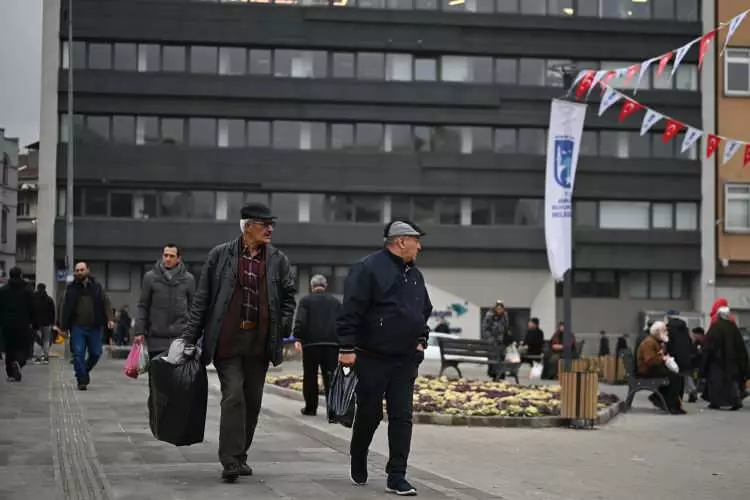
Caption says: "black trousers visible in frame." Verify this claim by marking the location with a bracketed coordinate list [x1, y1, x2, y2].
[302, 345, 338, 413]
[214, 332, 269, 467]
[4, 331, 30, 378]
[645, 365, 683, 411]
[351, 352, 422, 479]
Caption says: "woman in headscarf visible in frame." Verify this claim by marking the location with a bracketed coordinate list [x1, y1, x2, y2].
[702, 300, 748, 410]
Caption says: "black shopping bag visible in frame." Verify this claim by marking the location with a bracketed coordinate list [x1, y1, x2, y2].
[148, 355, 208, 446]
[327, 365, 357, 428]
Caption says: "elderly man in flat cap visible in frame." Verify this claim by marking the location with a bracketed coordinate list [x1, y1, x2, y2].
[337, 219, 433, 496]
[183, 202, 296, 482]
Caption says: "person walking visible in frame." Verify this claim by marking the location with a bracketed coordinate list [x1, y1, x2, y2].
[182, 203, 296, 483]
[293, 274, 342, 418]
[32, 283, 56, 364]
[338, 219, 433, 496]
[59, 262, 115, 390]
[134, 244, 195, 358]
[0, 267, 36, 382]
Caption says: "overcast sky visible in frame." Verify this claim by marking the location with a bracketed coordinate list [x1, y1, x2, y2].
[0, 0, 42, 148]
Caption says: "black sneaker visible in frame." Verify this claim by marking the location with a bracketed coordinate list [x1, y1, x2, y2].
[221, 464, 241, 483]
[350, 455, 368, 486]
[386, 477, 417, 496]
[77, 384, 88, 391]
[238, 462, 253, 476]
[300, 408, 316, 417]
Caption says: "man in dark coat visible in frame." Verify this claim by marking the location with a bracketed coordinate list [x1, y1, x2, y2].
[0, 267, 35, 381]
[665, 314, 694, 403]
[482, 300, 510, 379]
[338, 219, 432, 496]
[59, 262, 115, 390]
[293, 273, 341, 418]
[32, 282, 56, 364]
[134, 243, 195, 358]
[182, 203, 296, 483]
[702, 304, 748, 410]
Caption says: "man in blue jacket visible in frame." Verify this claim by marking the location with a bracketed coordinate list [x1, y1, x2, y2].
[337, 219, 433, 497]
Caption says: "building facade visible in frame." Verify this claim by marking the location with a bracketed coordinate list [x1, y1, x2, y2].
[0, 128, 19, 280]
[39, 0, 707, 338]
[16, 143, 39, 281]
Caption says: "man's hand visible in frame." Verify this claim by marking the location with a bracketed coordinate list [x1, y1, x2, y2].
[294, 341, 302, 353]
[134, 335, 145, 345]
[339, 352, 356, 366]
[107, 320, 115, 330]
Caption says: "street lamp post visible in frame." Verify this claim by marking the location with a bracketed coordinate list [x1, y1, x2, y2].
[65, 0, 74, 278]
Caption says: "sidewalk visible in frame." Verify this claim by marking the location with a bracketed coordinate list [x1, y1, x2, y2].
[0, 355, 497, 500]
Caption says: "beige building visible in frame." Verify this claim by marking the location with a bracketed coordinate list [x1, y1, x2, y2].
[0, 128, 19, 279]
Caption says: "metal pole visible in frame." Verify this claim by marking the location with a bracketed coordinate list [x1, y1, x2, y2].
[66, 0, 74, 277]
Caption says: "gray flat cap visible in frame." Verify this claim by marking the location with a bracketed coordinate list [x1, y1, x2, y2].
[384, 220, 425, 239]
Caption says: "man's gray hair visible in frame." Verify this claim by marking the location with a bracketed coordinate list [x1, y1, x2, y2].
[310, 274, 328, 289]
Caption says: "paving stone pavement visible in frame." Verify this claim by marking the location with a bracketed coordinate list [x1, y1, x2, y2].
[0, 356, 498, 500]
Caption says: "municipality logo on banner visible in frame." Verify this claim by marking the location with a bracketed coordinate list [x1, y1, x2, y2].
[545, 99, 587, 281]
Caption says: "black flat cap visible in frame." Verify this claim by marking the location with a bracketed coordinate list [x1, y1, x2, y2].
[240, 202, 276, 221]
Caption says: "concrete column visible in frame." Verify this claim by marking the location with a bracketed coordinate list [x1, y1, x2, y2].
[36, 0, 61, 301]
[699, 0, 717, 325]
[530, 274, 556, 339]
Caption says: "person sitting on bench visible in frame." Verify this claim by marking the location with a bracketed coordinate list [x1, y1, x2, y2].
[636, 321, 685, 415]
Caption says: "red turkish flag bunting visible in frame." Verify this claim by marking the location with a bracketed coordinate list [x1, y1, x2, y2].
[744, 144, 750, 168]
[657, 51, 673, 75]
[575, 70, 595, 100]
[618, 99, 642, 123]
[699, 31, 716, 70]
[706, 134, 721, 158]
[662, 119, 684, 143]
[624, 64, 639, 84]
[599, 71, 615, 95]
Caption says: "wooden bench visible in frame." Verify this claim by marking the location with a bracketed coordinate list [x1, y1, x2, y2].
[437, 337, 520, 383]
[621, 350, 669, 412]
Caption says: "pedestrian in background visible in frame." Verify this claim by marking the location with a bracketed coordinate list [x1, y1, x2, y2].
[338, 219, 432, 496]
[293, 274, 341, 418]
[32, 283, 56, 364]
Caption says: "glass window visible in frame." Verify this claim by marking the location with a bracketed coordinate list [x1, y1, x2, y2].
[188, 118, 217, 147]
[548, 0, 573, 16]
[495, 0, 518, 13]
[494, 128, 516, 153]
[652, 203, 674, 229]
[471, 198, 492, 225]
[469, 57, 494, 83]
[161, 118, 184, 144]
[357, 52, 385, 80]
[671, 272, 684, 299]
[112, 115, 135, 144]
[726, 52, 750, 94]
[353, 196, 383, 223]
[305, 122, 327, 150]
[652, 134, 674, 158]
[114, 43, 137, 71]
[391, 196, 412, 219]
[359, 0, 386, 7]
[438, 198, 461, 225]
[676, 64, 699, 91]
[600, 131, 623, 157]
[332, 53, 355, 78]
[574, 201, 597, 227]
[110, 192, 133, 218]
[277, 50, 326, 78]
[249, 49, 272, 75]
[269, 193, 299, 222]
[414, 58, 437, 81]
[494, 199, 519, 225]
[653, 0, 675, 20]
[248, 121, 271, 147]
[107, 263, 131, 292]
[414, 126, 431, 152]
[627, 131, 650, 158]
[601, 0, 648, 19]
[222, 119, 246, 148]
[225, 192, 245, 220]
[88, 43, 112, 69]
[245, 192, 271, 207]
[273, 121, 301, 149]
[599, 201, 650, 229]
[519, 58, 545, 86]
[386, 124, 413, 152]
[432, 126, 462, 152]
[518, 128, 545, 154]
[441, 56, 469, 82]
[495, 58, 517, 84]
[650, 272, 671, 299]
[138, 44, 160, 72]
[162, 46, 186, 72]
[85, 189, 108, 216]
[355, 123, 384, 150]
[332, 266, 349, 294]
[675, 202, 697, 230]
[219, 47, 247, 75]
[386, 53, 413, 81]
[676, 0, 698, 22]
[471, 127, 493, 152]
[160, 191, 215, 218]
[413, 197, 438, 225]
[139, 116, 159, 145]
[515, 199, 543, 226]
[72, 41, 87, 69]
[415, 0, 438, 9]
[580, 131, 598, 156]
[628, 272, 649, 299]
[546, 59, 572, 87]
[86, 116, 110, 141]
[327, 195, 353, 222]
[520, 0, 545, 14]
[190, 46, 218, 74]
[331, 123, 354, 149]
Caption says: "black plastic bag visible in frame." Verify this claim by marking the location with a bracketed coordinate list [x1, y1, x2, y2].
[327, 365, 357, 427]
[148, 355, 208, 446]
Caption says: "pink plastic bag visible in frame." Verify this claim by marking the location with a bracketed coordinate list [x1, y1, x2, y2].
[124, 344, 142, 379]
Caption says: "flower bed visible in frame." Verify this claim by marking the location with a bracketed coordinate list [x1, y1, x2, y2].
[267, 375, 620, 418]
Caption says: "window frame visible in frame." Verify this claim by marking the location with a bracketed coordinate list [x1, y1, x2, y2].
[724, 48, 750, 97]
[724, 183, 750, 233]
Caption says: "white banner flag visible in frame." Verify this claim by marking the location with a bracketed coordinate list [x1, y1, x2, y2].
[545, 99, 588, 281]
[723, 9, 750, 54]
[723, 140, 743, 165]
[671, 39, 698, 79]
[640, 109, 663, 136]
[681, 127, 703, 154]
[634, 58, 657, 94]
[598, 87, 623, 116]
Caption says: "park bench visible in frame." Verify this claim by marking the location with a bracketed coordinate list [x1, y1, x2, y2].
[437, 337, 520, 383]
[621, 350, 669, 412]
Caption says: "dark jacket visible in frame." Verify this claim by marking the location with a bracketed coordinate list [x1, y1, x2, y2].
[293, 291, 341, 347]
[482, 311, 512, 346]
[32, 290, 56, 327]
[666, 317, 694, 374]
[338, 249, 433, 357]
[59, 277, 112, 331]
[183, 241, 296, 366]
[0, 277, 35, 335]
[135, 261, 196, 353]
[523, 328, 544, 356]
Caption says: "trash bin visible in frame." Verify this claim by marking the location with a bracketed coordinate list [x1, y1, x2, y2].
[558, 358, 599, 425]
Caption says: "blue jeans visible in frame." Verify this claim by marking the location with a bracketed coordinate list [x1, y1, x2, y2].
[71, 326, 103, 381]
